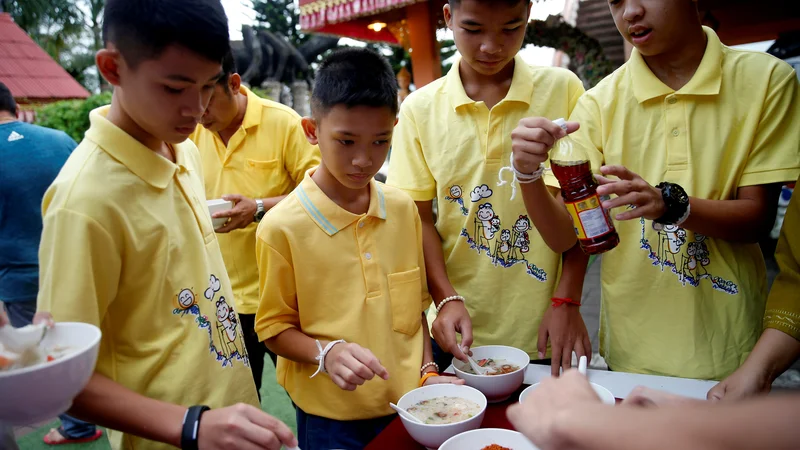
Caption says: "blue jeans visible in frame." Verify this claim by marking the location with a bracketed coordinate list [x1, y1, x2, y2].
[58, 415, 96, 439]
[2, 300, 36, 329]
[296, 408, 394, 450]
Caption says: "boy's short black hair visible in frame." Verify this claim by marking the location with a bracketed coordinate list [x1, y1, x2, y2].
[216, 51, 238, 93]
[449, 0, 530, 6]
[311, 47, 398, 119]
[103, 0, 230, 68]
[0, 82, 16, 115]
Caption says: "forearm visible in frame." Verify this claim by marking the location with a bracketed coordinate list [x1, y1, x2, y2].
[520, 182, 577, 253]
[681, 193, 777, 243]
[416, 201, 457, 304]
[264, 328, 328, 366]
[261, 195, 288, 211]
[421, 314, 434, 368]
[552, 244, 589, 301]
[551, 397, 800, 450]
[741, 328, 800, 383]
[68, 373, 185, 447]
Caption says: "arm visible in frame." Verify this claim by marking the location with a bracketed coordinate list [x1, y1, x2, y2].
[708, 328, 800, 401]
[537, 244, 592, 375]
[597, 171, 780, 243]
[512, 118, 581, 253]
[70, 373, 296, 449]
[417, 200, 473, 362]
[548, 396, 800, 450]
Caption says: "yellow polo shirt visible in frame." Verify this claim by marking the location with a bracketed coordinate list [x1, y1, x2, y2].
[569, 27, 800, 379]
[255, 173, 431, 420]
[37, 107, 259, 450]
[764, 177, 800, 340]
[190, 86, 320, 314]
[388, 55, 585, 358]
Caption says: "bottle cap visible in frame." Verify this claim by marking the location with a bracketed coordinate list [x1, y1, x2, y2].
[553, 118, 568, 131]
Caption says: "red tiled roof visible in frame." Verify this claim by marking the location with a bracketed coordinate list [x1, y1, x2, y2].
[0, 13, 90, 101]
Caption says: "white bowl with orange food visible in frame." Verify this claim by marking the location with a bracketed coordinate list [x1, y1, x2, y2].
[396, 383, 487, 450]
[440, 428, 540, 450]
[452, 345, 529, 403]
[0, 322, 101, 425]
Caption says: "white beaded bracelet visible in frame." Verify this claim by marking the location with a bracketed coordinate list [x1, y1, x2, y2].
[310, 339, 346, 378]
[436, 295, 465, 314]
[420, 362, 439, 374]
[497, 153, 544, 200]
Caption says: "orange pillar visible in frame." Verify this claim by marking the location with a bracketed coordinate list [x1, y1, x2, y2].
[407, 1, 442, 88]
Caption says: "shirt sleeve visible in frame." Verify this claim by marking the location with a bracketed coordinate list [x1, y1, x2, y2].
[284, 119, 321, 186]
[387, 101, 437, 202]
[764, 181, 800, 340]
[740, 67, 800, 187]
[255, 222, 300, 342]
[567, 94, 607, 173]
[36, 207, 121, 326]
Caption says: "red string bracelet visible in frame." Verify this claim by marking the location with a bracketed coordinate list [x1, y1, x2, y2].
[552, 297, 581, 308]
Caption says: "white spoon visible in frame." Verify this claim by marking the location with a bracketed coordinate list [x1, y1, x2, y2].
[389, 402, 422, 424]
[578, 355, 588, 376]
[466, 354, 492, 375]
[0, 323, 47, 353]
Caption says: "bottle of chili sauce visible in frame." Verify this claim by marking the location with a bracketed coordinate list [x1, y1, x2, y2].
[550, 118, 619, 255]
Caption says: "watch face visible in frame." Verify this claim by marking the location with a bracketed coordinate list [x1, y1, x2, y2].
[255, 210, 266, 222]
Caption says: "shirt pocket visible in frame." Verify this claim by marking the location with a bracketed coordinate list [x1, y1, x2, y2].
[387, 267, 422, 336]
[242, 159, 280, 197]
[244, 159, 279, 171]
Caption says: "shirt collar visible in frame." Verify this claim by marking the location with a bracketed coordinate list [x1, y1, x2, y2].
[296, 170, 388, 236]
[446, 54, 534, 111]
[629, 26, 723, 103]
[84, 106, 190, 190]
[240, 86, 265, 130]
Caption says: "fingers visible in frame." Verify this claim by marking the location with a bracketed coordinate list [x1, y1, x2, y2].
[244, 406, 298, 448]
[424, 375, 466, 386]
[212, 209, 237, 219]
[707, 382, 726, 402]
[32, 312, 55, 328]
[214, 221, 236, 234]
[435, 320, 464, 362]
[583, 335, 592, 365]
[594, 175, 613, 186]
[352, 347, 389, 380]
[222, 194, 244, 203]
[518, 117, 568, 140]
[458, 316, 474, 353]
[537, 325, 548, 362]
[599, 165, 636, 180]
[564, 121, 580, 134]
[561, 346, 573, 377]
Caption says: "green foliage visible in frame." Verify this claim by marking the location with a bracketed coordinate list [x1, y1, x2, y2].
[251, 0, 308, 48]
[35, 91, 112, 142]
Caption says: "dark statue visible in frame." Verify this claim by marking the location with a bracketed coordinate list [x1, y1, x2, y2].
[231, 26, 339, 87]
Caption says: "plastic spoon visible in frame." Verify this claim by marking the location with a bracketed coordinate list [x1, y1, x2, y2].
[578, 355, 588, 376]
[389, 402, 422, 424]
[0, 323, 47, 353]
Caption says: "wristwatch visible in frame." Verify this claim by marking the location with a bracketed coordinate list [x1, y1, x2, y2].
[653, 182, 689, 228]
[254, 199, 266, 223]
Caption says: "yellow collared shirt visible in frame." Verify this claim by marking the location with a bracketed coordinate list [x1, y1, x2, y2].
[569, 27, 800, 379]
[388, 55, 585, 358]
[38, 107, 259, 450]
[190, 86, 320, 314]
[765, 177, 800, 340]
[255, 173, 431, 420]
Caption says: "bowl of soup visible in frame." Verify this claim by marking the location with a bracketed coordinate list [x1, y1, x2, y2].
[0, 322, 101, 425]
[519, 380, 616, 405]
[440, 428, 540, 450]
[397, 384, 487, 450]
[453, 345, 528, 403]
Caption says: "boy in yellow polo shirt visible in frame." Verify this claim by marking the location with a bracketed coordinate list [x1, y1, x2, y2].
[567, 0, 800, 380]
[35, 1, 296, 449]
[190, 52, 320, 394]
[388, 0, 591, 376]
[256, 48, 462, 449]
[709, 177, 800, 400]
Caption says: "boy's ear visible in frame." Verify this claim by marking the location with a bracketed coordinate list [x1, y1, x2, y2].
[443, 4, 453, 29]
[96, 47, 123, 87]
[301, 117, 319, 145]
[230, 73, 242, 94]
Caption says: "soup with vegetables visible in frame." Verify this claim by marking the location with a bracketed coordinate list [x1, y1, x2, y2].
[463, 358, 520, 375]
[406, 396, 481, 424]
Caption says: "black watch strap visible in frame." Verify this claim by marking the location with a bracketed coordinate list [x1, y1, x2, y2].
[181, 405, 210, 450]
[654, 182, 689, 225]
